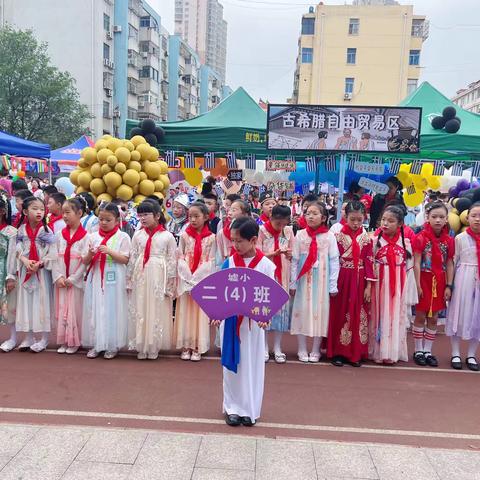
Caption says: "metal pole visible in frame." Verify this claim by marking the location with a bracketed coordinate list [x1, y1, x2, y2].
[336, 153, 346, 222]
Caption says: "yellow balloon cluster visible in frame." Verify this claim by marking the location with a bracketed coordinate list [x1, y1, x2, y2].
[396, 163, 442, 207]
[448, 200, 470, 234]
[69, 135, 171, 204]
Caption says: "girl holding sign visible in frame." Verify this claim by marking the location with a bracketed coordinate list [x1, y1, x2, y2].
[290, 202, 340, 363]
[175, 201, 216, 361]
[213, 217, 276, 427]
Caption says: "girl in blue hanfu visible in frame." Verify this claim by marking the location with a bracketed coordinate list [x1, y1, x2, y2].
[212, 217, 276, 427]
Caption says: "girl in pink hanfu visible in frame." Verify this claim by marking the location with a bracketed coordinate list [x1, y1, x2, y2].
[370, 205, 417, 364]
[290, 202, 340, 363]
[53, 198, 89, 355]
[258, 204, 294, 363]
[175, 202, 217, 361]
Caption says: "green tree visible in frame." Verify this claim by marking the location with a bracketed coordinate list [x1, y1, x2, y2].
[0, 25, 91, 149]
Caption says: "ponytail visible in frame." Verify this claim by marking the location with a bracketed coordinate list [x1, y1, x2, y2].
[400, 225, 412, 259]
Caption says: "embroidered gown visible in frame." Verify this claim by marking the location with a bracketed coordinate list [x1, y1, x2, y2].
[221, 255, 276, 421]
[370, 233, 415, 363]
[15, 225, 56, 333]
[174, 231, 216, 353]
[258, 224, 293, 332]
[52, 230, 89, 347]
[290, 230, 340, 338]
[127, 229, 177, 355]
[327, 229, 375, 362]
[81, 230, 131, 351]
[0, 226, 17, 326]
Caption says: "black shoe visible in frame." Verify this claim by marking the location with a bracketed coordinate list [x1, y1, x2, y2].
[225, 414, 241, 426]
[466, 357, 480, 372]
[350, 360, 362, 367]
[451, 356, 462, 370]
[413, 351, 427, 366]
[425, 354, 438, 367]
[241, 416, 256, 427]
[331, 356, 344, 367]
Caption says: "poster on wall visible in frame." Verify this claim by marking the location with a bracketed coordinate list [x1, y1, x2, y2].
[267, 104, 422, 153]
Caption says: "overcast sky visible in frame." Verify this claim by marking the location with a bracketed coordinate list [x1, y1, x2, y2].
[152, 0, 480, 102]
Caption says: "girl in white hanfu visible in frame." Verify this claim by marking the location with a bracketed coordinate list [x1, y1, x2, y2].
[52, 198, 89, 355]
[175, 201, 216, 361]
[15, 196, 57, 353]
[82, 202, 131, 360]
[0, 194, 18, 353]
[214, 217, 276, 427]
[370, 205, 416, 364]
[128, 199, 177, 360]
[290, 202, 340, 363]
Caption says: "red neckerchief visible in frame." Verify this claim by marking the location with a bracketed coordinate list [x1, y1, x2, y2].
[186, 224, 212, 273]
[13, 213, 22, 228]
[422, 223, 450, 279]
[297, 216, 307, 229]
[23, 222, 43, 284]
[48, 214, 62, 229]
[0, 223, 7, 231]
[340, 218, 347, 226]
[85, 226, 120, 289]
[223, 217, 231, 241]
[297, 225, 329, 280]
[341, 224, 362, 270]
[259, 213, 269, 224]
[382, 229, 401, 297]
[62, 225, 87, 277]
[143, 225, 166, 269]
[263, 220, 283, 283]
[232, 249, 264, 335]
[208, 211, 216, 221]
[467, 227, 480, 272]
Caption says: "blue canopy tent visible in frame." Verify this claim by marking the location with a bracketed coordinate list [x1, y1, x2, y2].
[51, 135, 93, 174]
[0, 130, 50, 158]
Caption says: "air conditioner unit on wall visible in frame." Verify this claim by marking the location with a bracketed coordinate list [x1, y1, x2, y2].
[344, 93, 352, 100]
[105, 88, 113, 97]
[106, 31, 113, 40]
[113, 25, 122, 33]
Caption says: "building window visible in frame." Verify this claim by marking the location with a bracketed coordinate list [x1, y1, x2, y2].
[301, 17, 315, 35]
[103, 43, 110, 60]
[103, 101, 110, 118]
[349, 18, 359, 35]
[346, 48, 356, 64]
[345, 78, 354, 94]
[140, 16, 151, 28]
[411, 19, 424, 37]
[103, 14, 110, 31]
[409, 50, 420, 65]
[128, 24, 138, 40]
[127, 107, 138, 119]
[407, 78, 418, 95]
[301, 47, 313, 64]
[139, 66, 159, 82]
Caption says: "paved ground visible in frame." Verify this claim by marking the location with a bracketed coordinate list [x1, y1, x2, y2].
[1, 423, 480, 480]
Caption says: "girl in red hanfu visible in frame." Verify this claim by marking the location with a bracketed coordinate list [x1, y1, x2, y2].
[328, 201, 375, 367]
[412, 201, 454, 367]
[370, 205, 416, 364]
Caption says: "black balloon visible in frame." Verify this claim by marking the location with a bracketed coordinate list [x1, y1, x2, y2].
[129, 127, 143, 138]
[154, 127, 165, 143]
[445, 118, 461, 133]
[442, 106, 457, 120]
[431, 116, 446, 129]
[456, 197, 472, 213]
[141, 118, 157, 133]
[144, 133, 158, 146]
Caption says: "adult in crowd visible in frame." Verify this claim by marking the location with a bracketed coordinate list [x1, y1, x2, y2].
[368, 176, 405, 230]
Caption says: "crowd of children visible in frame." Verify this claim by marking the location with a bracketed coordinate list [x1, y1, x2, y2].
[1, 183, 480, 425]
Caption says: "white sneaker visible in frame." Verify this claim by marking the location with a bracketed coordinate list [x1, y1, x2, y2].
[147, 352, 159, 360]
[0, 339, 16, 352]
[65, 346, 79, 355]
[308, 352, 321, 363]
[137, 352, 147, 360]
[57, 345, 67, 354]
[264, 351, 270, 363]
[190, 351, 201, 362]
[18, 339, 34, 351]
[298, 352, 309, 363]
[180, 350, 191, 361]
[104, 350, 118, 359]
[87, 348, 100, 358]
[30, 339, 48, 353]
